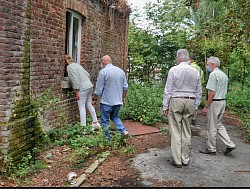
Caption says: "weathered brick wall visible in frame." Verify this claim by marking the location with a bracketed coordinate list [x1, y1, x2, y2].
[0, 0, 130, 166]
[83, 0, 129, 84]
[0, 0, 37, 166]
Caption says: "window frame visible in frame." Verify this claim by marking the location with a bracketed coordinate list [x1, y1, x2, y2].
[66, 10, 82, 64]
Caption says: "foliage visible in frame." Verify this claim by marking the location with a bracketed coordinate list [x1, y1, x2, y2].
[227, 85, 250, 141]
[7, 152, 47, 184]
[120, 82, 165, 125]
[128, 0, 249, 139]
[6, 122, 135, 182]
[128, 0, 190, 83]
[187, 0, 250, 89]
[47, 122, 134, 160]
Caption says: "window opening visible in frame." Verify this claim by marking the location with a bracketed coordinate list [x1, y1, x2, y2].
[65, 10, 82, 77]
[65, 10, 82, 63]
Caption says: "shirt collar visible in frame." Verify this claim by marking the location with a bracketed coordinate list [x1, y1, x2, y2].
[179, 61, 189, 65]
[105, 63, 113, 68]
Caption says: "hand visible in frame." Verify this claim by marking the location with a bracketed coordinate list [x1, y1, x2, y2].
[92, 100, 97, 106]
[123, 98, 126, 105]
[75, 94, 80, 100]
[194, 109, 198, 116]
[202, 107, 208, 116]
[75, 90, 80, 100]
[163, 109, 168, 116]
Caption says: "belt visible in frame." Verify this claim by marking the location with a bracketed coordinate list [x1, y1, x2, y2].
[212, 99, 226, 101]
[172, 96, 195, 100]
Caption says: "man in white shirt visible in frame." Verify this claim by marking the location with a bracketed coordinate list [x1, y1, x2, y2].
[163, 49, 202, 168]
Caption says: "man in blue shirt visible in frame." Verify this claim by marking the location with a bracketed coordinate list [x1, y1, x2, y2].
[92, 55, 129, 141]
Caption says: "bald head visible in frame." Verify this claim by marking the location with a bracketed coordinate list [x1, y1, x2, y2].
[101, 55, 112, 67]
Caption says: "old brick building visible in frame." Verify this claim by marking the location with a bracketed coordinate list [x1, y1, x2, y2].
[0, 0, 130, 167]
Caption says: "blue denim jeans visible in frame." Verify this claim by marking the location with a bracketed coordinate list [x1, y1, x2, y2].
[100, 103, 127, 141]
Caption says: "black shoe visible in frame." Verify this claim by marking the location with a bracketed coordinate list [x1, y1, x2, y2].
[224, 146, 236, 155]
[199, 148, 216, 155]
[168, 159, 182, 168]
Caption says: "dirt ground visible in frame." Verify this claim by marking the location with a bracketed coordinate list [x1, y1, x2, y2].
[0, 111, 247, 187]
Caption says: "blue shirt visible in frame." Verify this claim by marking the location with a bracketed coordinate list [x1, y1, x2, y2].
[94, 64, 128, 106]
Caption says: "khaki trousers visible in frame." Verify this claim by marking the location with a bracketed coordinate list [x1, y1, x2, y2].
[207, 101, 235, 152]
[168, 98, 195, 165]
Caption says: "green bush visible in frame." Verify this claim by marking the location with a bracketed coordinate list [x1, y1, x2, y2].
[120, 82, 165, 125]
[227, 86, 250, 141]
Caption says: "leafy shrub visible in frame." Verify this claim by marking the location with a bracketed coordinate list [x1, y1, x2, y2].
[227, 86, 250, 140]
[120, 82, 165, 125]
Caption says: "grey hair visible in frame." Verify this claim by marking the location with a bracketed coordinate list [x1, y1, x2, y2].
[176, 49, 190, 62]
[207, 56, 220, 67]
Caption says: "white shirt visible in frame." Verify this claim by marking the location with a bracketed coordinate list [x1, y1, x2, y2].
[163, 62, 202, 110]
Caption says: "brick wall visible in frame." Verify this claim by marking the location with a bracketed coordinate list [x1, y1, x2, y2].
[0, 0, 130, 167]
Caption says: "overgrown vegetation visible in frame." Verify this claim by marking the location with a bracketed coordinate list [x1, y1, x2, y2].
[128, 0, 250, 140]
[227, 85, 250, 141]
[120, 82, 165, 125]
[6, 122, 134, 183]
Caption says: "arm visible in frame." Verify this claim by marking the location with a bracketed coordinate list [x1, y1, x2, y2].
[75, 89, 80, 100]
[122, 90, 127, 104]
[202, 90, 215, 116]
[67, 67, 80, 100]
[202, 73, 216, 116]
[163, 70, 174, 116]
[92, 71, 105, 106]
[194, 77, 202, 116]
[122, 75, 128, 104]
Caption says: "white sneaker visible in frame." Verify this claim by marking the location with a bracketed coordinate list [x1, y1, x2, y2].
[123, 130, 129, 136]
[91, 122, 101, 131]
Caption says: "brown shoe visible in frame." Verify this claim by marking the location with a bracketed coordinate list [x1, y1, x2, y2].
[168, 159, 182, 168]
[199, 148, 216, 155]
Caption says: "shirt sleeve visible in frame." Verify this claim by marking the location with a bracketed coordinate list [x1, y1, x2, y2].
[194, 78, 202, 109]
[67, 67, 79, 90]
[123, 75, 128, 91]
[163, 69, 174, 110]
[206, 73, 216, 91]
[94, 70, 105, 96]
